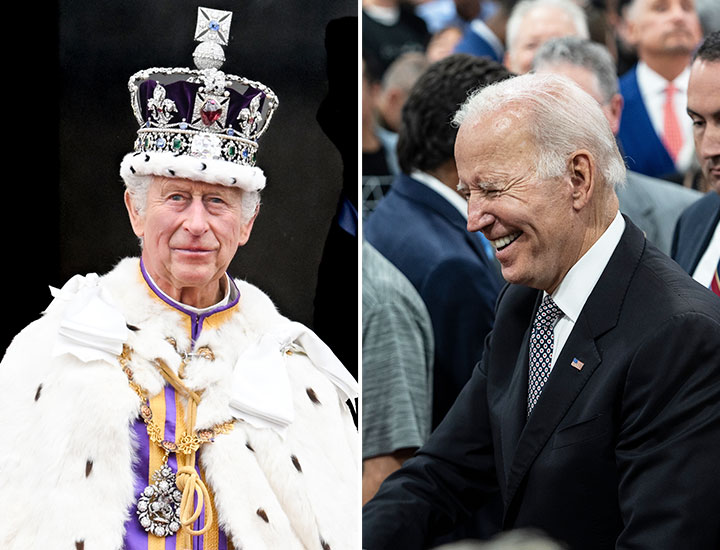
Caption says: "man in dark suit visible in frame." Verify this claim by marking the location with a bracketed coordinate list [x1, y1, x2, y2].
[672, 31, 720, 292]
[363, 72, 720, 550]
[364, 54, 510, 429]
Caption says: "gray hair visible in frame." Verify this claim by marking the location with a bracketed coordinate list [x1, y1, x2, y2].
[453, 72, 626, 189]
[381, 51, 429, 93]
[433, 529, 567, 550]
[506, 0, 589, 53]
[125, 174, 260, 224]
[531, 36, 619, 103]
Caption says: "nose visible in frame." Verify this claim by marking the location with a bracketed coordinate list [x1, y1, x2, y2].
[700, 120, 720, 161]
[183, 197, 210, 235]
[467, 196, 495, 235]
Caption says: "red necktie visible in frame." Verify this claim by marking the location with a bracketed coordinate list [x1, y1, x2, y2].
[711, 258, 720, 297]
[662, 82, 683, 162]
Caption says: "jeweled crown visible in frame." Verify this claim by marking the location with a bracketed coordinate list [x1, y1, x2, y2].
[127, 7, 278, 170]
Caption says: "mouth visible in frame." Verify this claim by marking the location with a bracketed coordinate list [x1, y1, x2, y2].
[491, 232, 521, 251]
[173, 247, 215, 255]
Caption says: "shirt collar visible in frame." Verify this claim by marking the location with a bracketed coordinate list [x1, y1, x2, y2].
[550, 211, 625, 323]
[636, 60, 690, 94]
[411, 170, 468, 220]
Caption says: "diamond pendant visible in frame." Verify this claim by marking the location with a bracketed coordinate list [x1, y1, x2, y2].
[137, 463, 183, 537]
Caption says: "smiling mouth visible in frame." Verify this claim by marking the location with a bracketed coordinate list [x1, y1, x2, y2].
[492, 232, 521, 251]
[174, 247, 214, 254]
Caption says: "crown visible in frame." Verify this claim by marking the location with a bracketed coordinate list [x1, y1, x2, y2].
[120, 7, 279, 192]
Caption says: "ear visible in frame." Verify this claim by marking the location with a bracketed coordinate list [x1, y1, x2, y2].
[568, 150, 595, 211]
[503, 51, 513, 72]
[124, 190, 145, 238]
[606, 93, 624, 135]
[238, 205, 259, 246]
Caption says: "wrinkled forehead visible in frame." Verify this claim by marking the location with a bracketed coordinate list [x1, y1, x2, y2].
[455, 109, 539, 177]
[151, 176, 244, 198]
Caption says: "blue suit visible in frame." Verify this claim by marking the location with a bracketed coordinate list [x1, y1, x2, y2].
[365, 174, 502, 429]
[453, 23, 503, 63]
[671, 191, 720, 274]
[618, 65, 676, 179]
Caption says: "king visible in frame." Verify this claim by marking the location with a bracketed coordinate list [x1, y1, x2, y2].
[0, 7, 358, 550]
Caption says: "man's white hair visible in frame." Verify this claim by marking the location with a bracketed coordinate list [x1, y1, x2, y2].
[453, 72, 626, 189]
[506, 0, 590, 53]
[125, 175, 260, 224]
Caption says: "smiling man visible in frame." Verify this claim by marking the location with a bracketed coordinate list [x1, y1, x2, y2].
[0, 8, 358, 550]
[362, 72, 720, 550]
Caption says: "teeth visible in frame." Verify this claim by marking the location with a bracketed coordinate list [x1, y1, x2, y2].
[492, 232, 520, 250]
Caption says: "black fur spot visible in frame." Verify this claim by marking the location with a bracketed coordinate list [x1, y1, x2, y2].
[306, 388, 321, 405]
[256, 508, 269, 523]
[34, 384, 43, 402]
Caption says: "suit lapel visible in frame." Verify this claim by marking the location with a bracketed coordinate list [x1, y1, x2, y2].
[502, 217, 646, 516]
[499, 321, 532, 490]
[503, 317, 602, 513]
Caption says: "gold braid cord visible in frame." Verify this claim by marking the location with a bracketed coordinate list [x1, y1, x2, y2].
[119, 344, 235, 543]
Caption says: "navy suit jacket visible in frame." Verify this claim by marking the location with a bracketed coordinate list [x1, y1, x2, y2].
[365, 174, 502, 428]
[453, 23, 502, 63]
[363, 218, 720, 550]
[618, 65, 676, 179]
[671, 191, 720, 274]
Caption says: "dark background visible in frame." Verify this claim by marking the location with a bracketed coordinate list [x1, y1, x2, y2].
[5, 1, 358, 372]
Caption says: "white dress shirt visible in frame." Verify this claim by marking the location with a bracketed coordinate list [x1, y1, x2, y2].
[635, 61, 694, 172]
[692, 219, 720, 287]
[547, 211, 626, 369]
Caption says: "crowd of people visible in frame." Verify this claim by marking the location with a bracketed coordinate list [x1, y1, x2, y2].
[363, 0, 720, 548]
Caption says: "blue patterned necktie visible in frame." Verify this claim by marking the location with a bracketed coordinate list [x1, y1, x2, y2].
[527, 295, 564, 416]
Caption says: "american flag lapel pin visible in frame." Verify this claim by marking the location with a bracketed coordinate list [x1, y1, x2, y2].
[571, 357, 584, 371]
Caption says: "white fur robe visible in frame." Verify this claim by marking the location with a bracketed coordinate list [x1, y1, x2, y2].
[0, 258, 359, 549]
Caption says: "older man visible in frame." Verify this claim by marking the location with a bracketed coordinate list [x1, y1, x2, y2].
[503, 0, 589, 74]
[0, 8, 358, 550]
[618, 0, 703, 179]
[672, 30, 720, 293]
[531, 35, 702, 255]
[362, 72, 720, 550]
